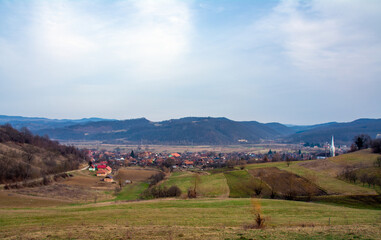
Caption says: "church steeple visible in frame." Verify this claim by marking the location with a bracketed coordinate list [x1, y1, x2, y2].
[330, 136, 335, 157]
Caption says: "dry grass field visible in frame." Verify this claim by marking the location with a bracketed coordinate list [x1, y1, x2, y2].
[299, 149, 380, 177]
[1, 149, 380, 239]
[114, 167, 159, 182]
[0, 198, 380, 239]
[248, 167, 326, 197]
[0, 191, 70, 208]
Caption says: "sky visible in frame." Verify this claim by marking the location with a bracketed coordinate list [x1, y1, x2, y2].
[0, 0, 380, 125]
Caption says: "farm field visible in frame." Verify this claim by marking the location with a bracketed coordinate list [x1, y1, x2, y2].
[0, 198, 380, 239]
[114, 167, 159, 182]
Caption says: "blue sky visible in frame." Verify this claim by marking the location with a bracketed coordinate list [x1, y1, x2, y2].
[0, 0, 380, 124]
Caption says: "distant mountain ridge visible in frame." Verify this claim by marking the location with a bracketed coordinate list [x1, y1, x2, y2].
[0, 115, 113, 131]
[287, 118, 381, 144]
[1, 115, 380, 145]
[36, 117, 290, 145]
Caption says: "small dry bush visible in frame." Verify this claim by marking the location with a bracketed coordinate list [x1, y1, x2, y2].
[246, 198, 266, 229]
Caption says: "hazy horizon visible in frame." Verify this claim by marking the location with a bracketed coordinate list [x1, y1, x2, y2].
[2, 113, 380, 127]
[1, 0, 381, 125]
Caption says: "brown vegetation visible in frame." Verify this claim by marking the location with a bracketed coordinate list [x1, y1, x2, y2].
[0, 124, 87, 184]
[114, 168, 159, 182]
[248, 167, 326, 199]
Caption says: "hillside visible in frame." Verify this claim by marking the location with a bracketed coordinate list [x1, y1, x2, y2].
[0, 115, 111, 131]
[287, 118, 381, 144]
[37, 117, 293, 144]
[1, 115, 381, 144]
[0, 124, 87, 184]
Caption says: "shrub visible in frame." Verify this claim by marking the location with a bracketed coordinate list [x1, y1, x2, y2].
[371, 139, 381, 153]
[168, 185, 182, 197]
[149, 172, 166, 186]
[187, 188, 197, 198]
[140, 185, 182, 199]
[374, 157, 381, 168]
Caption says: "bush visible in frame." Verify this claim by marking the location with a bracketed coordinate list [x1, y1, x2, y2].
[375, 157, 381, 168]
[140, 185, 182, 199]
[372, 139, 381, 153]
[149, 172, 166, 186]
[187, 188, 197, 198]
[168, 185, 182, 197]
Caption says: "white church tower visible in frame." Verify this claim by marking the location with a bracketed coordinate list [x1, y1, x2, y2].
[330, 136, 335, 157]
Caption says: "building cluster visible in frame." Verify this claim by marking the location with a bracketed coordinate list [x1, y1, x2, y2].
[85, 147, 334, 171]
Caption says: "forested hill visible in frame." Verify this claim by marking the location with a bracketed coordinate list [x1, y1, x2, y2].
[1, 115, 380, 145]
[36, 117, 292, 145]
[287, 119, 381, 144]
[0, 124, 88, 184]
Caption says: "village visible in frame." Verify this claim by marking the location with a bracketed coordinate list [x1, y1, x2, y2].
[87, 142, 348, 183]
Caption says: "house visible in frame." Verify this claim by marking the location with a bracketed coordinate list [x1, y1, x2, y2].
[97, 169, 107, 177]
[97, 164, 107, 170]
[104, 175, 114, 183]
[105, 166, 112, 174]
[170, 153, 181, 158]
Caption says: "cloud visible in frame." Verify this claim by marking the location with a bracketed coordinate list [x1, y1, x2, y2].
[0, 0, 380, 124]
[0, 0, 192, 86]
[254, 0, 381, 85]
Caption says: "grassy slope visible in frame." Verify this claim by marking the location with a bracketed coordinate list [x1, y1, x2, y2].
[224, 170, 270, 198]
[1, 198, 380, 239]
[115, 182, 150, 201]
[198, 173, 230, 197]
[330, 149, 379, 166]
[160, 171, 195, 193]
[160, 171, 230, 198]
[246, 160, 376, 195]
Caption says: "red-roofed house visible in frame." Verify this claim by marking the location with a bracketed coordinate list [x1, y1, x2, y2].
[171, 153, 181, 158]
[97, 169, 107, 177]
[184, 160, 194, 165]
[97, 164, 107, 169]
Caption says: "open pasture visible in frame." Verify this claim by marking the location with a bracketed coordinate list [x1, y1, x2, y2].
[0, 198, 380, 239]
[114, 167, 159, 182]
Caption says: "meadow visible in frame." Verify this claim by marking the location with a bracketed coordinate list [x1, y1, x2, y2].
[0, 198, 380, 239]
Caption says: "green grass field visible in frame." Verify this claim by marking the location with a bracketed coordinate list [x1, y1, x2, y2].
[1, 198, 380, 239]
[115, 182, 150, 201]
[160, 171, 196, 193]
[198, 173, 230, 197]
[223, 170, 270, 198]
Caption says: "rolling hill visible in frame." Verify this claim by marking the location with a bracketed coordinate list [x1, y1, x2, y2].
[287, 118, 381, 144]
[1, 115, 380, 144]
[0, 125, 87, 184]
[36, 117, 293, 144]
[0, 115, 112, 131]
